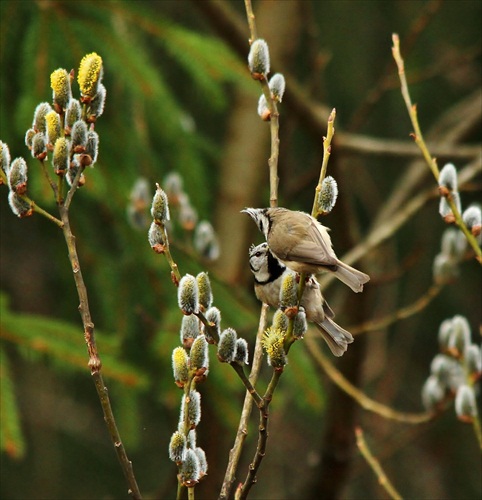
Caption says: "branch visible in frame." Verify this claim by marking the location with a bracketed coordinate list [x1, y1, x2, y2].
[392, 33, 482, 263]
[59, 204, 142, 500]
[355, 427, 403, 500]
[305, 334, 434, 424]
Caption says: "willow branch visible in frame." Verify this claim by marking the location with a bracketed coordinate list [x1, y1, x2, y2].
[305, 334, 434, 424]
[348, 283, 443, 335]
[219, 306, 269, 499]
[355, 427, 403, 500]
[392, 33, 482, 263]
[59, 204, 142, 500]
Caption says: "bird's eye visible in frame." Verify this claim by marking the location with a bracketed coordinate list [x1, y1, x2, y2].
[255, 252, 261, 257]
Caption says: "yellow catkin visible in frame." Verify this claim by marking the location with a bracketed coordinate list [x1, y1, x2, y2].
[77, 53, 103, 97]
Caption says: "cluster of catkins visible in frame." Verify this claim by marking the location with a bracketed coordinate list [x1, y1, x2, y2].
[262, 273, 309, 371]
[150, 187, 248, 486]
[168, 272, 249, 486]
[1, 53, 105, 217]
[434, 163, 481, 279]
[422, 315, 481, 423]
[141, 176, 219, 261]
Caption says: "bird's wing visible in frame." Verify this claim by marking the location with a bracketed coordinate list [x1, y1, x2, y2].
[283, 218, 337, 266]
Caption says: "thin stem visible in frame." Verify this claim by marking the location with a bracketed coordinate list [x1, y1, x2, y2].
[219, 303, 269, 500]
[27, 198, 64, 227]
[243, 0, 257, 42]
[59, 205, 142, 499]
[348, 283, 443, 335]
[471, 416, 482, 451]
[355, 427, 403, 500]
[38, 158, 58, 197]
[305, 334, 434, 424]
[160, 223, 182, 285]
[312, 108, 336, 217]
[392, 33, 482, 263]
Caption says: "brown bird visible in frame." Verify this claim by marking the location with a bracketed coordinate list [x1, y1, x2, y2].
[242, 207, 369, 293]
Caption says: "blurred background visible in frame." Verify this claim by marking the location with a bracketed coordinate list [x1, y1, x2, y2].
[1, 1, 481, 499]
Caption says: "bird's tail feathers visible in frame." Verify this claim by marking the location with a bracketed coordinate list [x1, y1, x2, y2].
[334, 261, 370, 293]
[315, 317, 354, 357]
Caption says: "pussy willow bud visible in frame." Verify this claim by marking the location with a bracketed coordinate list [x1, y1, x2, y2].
[33, 102, 52, 133]
[25, 129, 36, 149]
[163, 172, 184, 204]
[280, 272, 298, 312]
[194, 447, 208, 478]
[272, 309, 289, 333]
[178, 274, 199, 315]
[45, 110, 61, 145]
[293, 308, 308, 338]
[187, 429, 196, 449]
[66, 155, 86, 187]
[8, 158, 28, 195]
[234, 338, 249, 365]
[257, 94, 270, 121]
[318, 176, 338, 214]
[31, 133, 47, 159]
[430, 354, 463, 392]
[71, 120, 88, 150]
[85, 130, 99, 165]
[180, 315, 200, 349]
[78, 52, 103, 99]
[269, 73, 285, 102]
[190, 334, 209, 374]
[53, 137, 70, 175]
[0, 141, 10, 181]
[169, 430, 187, 464]
[465, 344, 482, 381]
[172, 347, 189, 388]
[204, 306, 221, 343]
[196, 272, 213, 312]
[89, 83, 106, 119]
[50, 68, 72, 110]
[217, 328, 237, 363]
[447, 315, 471, 357]
[262, 327, 287, 371]
[148, 222, 166, 252]
[455, 384, 478, 423]
[181, 390, 201, 429]
[179, 201, 198, 231]
[439, 193, 461, 223]
[248, 39, 270, 78]
[438, 163, 458, 192]
[8, 191, 33, 218]
[180, 449, 200, 487]
[438, 319, 453, 352]
[421, 375, 445, 411]
[65, 99, 81, 131]
[194, 221, 220, 261]
[433, 253, 458, 285]
[151, 184, 170, 224]
[462, 205, 481, 236]
[440, 229, 461, 259]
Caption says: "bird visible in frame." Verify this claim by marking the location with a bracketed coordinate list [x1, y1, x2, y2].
[249, 242, 354, 356]
[242, 207, 369, 293]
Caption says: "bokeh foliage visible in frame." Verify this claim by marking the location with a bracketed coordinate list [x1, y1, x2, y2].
[1, 1, 481, 499]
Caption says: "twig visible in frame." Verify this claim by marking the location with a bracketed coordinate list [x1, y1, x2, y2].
[59, 204, 142, 499]
[348, 283, 443, 335]
[355, 427, 403, 500]
[305, 334, 434, 424]
[28, 198, 64, 227]
[312, 107, 336, 217]
[219, 304, 269, 499]
[391, 33, 482, 263]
